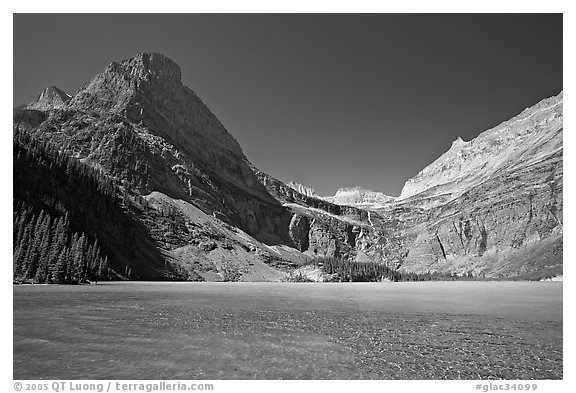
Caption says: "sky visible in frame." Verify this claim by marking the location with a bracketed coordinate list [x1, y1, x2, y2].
[13, 14, 563, 197]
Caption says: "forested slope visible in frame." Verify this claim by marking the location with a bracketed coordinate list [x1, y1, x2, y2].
[13, 127, 193, 283]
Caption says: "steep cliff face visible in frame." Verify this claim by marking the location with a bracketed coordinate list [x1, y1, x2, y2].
[252, 166, 399, 264]
[397, 137, 562, 278]
[68, 54, 247, 175]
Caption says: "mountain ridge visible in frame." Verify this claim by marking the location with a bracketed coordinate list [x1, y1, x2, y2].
[13, 53, 562, 281]
[399, 92, 563, 202]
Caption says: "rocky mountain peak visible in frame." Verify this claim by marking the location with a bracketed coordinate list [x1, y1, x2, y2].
[68, 52, 185, 114]
[451, 136, 467, 148]
[26, 85, 71, 111]
[66, 53, 246, 159]
[106, 52, 182, 89]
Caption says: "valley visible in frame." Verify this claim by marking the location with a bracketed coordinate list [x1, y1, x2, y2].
[13, 53, 563, 282]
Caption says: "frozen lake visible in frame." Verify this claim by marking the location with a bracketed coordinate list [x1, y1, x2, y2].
[13, 281, 562, 379]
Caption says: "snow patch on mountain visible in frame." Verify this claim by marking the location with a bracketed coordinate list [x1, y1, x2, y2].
[322, 187, 395, 209]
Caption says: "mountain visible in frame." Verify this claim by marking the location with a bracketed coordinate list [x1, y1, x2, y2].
[399, 93, 563, 204]
[69, 53, 294, 245]
[390, 92, 563, 278]
[13, 53, 562, 282]
[25, 85, 72, 111]
[252, 92, 563, 279]
[13, 53, 300, 282]
[323, 187, 395, 208]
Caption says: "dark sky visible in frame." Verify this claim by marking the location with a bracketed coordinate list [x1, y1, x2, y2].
[13, 14, 562, 197]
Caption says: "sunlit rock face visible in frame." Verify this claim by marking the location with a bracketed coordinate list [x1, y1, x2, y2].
[390, 93, 563, 277]
[26, 85, 72, 111]
[399, 93, 563, 203]
[377, 92, 563, 278]
[287, 181, 317, 197]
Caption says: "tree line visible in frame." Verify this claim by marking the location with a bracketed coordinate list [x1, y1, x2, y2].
[312, 256, 477, 282]
[13, 202, 109, 284]
[316, 256, 401, 282]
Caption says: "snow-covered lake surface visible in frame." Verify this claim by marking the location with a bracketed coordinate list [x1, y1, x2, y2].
[13, 281, 562, 379]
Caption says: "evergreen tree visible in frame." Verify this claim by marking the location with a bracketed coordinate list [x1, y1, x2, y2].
[52, 247, 68, 284]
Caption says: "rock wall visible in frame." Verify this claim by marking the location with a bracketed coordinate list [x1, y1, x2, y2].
[399, 147, 563, 277]
[287, 181, 317, 197]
